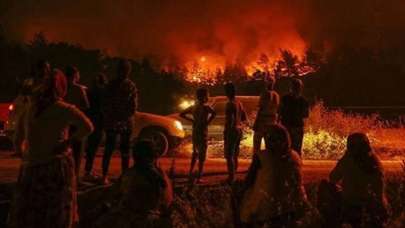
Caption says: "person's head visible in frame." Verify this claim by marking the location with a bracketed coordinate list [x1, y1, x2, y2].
[265, 124, 291, 156]
[94, 73, 108, 88]
[196, 87, 209, 104]
[35, 60, 51, 80]
[224, 82, 236, 100]
[132, 140, 159, 165]
[117, 59, 132, 79]
[266, 76, 276, 91]
[65, 65, 80, 83]
[290, 78, 303, 96]
[35, 69, 67, 116]
[347, 133, 372, 158]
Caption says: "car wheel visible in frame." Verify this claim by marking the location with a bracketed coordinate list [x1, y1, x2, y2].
[139, 130, 169, 156]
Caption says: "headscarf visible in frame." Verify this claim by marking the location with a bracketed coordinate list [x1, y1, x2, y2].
[35, 69, 67, 117]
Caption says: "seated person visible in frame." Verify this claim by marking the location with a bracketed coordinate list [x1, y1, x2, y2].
[240, 124, 308, 227]
[96, 140, 173, 228]
[329, 133, 388, 228]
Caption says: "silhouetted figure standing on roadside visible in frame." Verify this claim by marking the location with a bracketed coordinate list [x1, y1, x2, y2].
[224, 82, 247, 183]
[64, 65, 90, 179]
[240, 124, 308, 227]
[253, 77, 279, 153]
[95, 140, 173, 228]
[8, 70, 93, 228]
[102, 59, 137, 184]
[180, 88, 216, 183]
[329, 133, 388, 228]
[13, 60, 51, 157]
[279, 78, 309, 156]
[83, 73, 108, 181]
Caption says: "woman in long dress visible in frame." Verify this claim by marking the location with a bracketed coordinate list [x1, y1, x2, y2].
[8, 69, 93, 228]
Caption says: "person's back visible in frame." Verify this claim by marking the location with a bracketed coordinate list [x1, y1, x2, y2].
[279, 94, 308, 128]
[103, 78, 137, 130]
[225, 99, 245, 132]
[192, 103, 212, 133]
[24, 100, 93, 162]
[329, 133, 388, 227]
[120, 166, 172, 214]
[330, 152, 385, 204]
[240, 124, 308, 226]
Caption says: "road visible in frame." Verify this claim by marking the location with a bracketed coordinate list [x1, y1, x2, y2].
[0, 151, 403, 185]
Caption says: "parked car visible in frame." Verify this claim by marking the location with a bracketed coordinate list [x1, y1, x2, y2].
[1, 99, 185, 155]
[0, 102, 14, 149]
[169, 96, 260, 140]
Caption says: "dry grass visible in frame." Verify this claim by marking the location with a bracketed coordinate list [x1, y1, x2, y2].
[176, 102, 405, 160]
[303, 102, 405, 160]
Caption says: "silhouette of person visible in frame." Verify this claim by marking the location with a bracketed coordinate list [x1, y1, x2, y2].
[329, 133, 388, 228]
[180, 88, 216, 183]
[83, 73, 108, 181]
[240, 124, 308, 227]
[253, 77, 280, 153]
[279, 78, 309, 156]
[224, 82, 247, 183]
[95, 140, 173, 228]
[8, 69, 93, 228]
[64, 65, 90, 180]
[102, 59, 137, 184]
[13, 60, 51, 157]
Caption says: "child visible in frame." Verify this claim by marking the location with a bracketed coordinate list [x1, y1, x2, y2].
[180, 88, 216, 183]
[223, 82, 247, 183]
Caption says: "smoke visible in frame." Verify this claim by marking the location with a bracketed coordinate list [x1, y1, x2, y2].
[1, 0, 405, 68]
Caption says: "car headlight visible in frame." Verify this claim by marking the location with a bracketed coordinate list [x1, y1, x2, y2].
[174, 120, 183, 131]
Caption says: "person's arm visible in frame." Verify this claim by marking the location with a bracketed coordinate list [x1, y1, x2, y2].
[207, 106, 216, 124]
[329, 155, 346, 184]
[180, 106, 194, 123]
[79, 87, 90, 111]
[66, 105, 94, 141]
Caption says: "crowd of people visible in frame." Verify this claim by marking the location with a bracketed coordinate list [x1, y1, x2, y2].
[6, 59, 389, 228]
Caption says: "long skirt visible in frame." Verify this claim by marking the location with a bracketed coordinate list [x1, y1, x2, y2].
[8, 153, 78, 228]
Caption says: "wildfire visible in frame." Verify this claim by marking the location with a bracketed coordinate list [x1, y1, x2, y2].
[184, 49, 318, 85]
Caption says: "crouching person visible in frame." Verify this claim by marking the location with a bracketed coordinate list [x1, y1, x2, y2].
[96, 140, 173, 228]
[240, 124, 309, 227]
[329, 133, 388, 228]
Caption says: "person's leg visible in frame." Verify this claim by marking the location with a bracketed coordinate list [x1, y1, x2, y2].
[226, 131, 237, 182]
[234, 130, 242, 172]
[253, 131, 262, 154]
[197, 141, 207, 181]
[224, 133, 234, 182]
[102, 130, 117, 179]
[287, 127, 300, 155]
[85, 125, 103, 175]
[120, 130, 131, 174]
[71, 139, 83, 179]
[296, 127, 304, 156]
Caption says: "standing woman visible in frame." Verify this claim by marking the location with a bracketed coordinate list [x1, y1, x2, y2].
[8, 70, 93, 228]
[252, 77, 279, 153]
